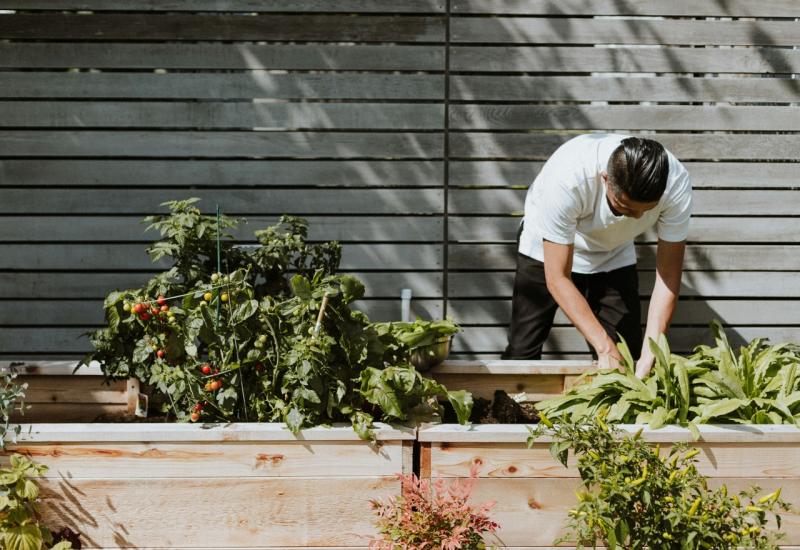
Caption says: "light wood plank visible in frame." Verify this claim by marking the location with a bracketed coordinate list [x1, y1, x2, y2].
[0, 43, 444, 70]
[448, 217, 800, 242]
[452, 326, 800, 355]
[10, 423, 414, 443]
[11, 403, 134, 423]
[4, 440, 405, 478]
[449, 271, 800, 299]
[451, 46, 800, 73]
[34, 476, 397, 547]
[449, 161, 800, 189]
[0, 272, 443, 300]
[452, 0, 800, 17]
[429, 373, 563, 401]
[451, 75, 800, 103]
[0, 243, 443, 271]
[448, 188, 800, 215]
[0, 0, 445, 12]
[0, 13, 445, 42]
[14, 375, 128, 404]
[429, 442, 800, 479]
[0, 159, 444, 188]
[0, 131, 443, 158]
[452, 18, 800, 46]
[0, 72, 444, 100]
[447, 299, 800, 326]
[448, 244, 800, 271]
[450, 105, 800, 131]
[0, 189, 443, 214]
[434, 360, 593, 375]
[450, 133, 800, 161]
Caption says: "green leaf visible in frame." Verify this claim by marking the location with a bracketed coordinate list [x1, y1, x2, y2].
[446, 390, 473, 425]
[290, 275, 312, 300]
[4, 524, 43, 550]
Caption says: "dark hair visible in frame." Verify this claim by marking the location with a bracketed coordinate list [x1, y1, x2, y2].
[607, 137, 669, 202]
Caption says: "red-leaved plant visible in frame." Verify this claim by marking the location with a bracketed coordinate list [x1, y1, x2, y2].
[369, 466, 501, 550]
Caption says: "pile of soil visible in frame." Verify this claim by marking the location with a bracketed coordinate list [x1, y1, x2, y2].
[443, 390, 540, 424]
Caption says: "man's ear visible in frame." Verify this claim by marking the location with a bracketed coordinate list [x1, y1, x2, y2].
[600, 170, 609, 183]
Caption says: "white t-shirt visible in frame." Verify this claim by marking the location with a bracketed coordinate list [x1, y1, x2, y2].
[518, 133, 693, 274]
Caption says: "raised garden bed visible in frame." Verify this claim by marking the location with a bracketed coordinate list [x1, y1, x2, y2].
[429, 359, 594, 402]
[5, 422, 413, 549]
[419, 423, 800, 549]
[1, 360, 138, 422]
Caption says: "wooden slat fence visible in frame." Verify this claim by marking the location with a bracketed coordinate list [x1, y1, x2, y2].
[0, 1, 798, 361]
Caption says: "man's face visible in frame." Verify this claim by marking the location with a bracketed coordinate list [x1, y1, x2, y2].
[600, 171, 659, 219]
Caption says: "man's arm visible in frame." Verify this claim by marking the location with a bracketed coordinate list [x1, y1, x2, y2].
[635, 239, 686, 378]
[542, 240, 623, 369]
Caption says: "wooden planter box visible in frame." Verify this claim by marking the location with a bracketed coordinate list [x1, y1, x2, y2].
[419, 424, 800, 549]
[1, 361, 138, 422]
[428, 360, 594, 402]
[5, 422, 414, 549]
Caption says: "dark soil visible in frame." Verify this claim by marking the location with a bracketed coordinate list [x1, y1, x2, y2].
[443, 389, 540, 424]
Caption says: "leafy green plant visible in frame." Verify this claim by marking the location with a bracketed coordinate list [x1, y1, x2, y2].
[0, 371, 27, 448]
[83, 199, 472, 438]
[369, 467, 500, 550]
[528, 413, 791, 550]
[536, 335, 702, 432]
[537, 322, 800, 435]
[690, 321, 800, 425]
[0, 454, 74, 550]
[378, 319, 461, 350]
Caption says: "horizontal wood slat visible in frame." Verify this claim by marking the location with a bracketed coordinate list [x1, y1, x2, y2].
[0, 216, 444, 242]
[35, 476, 396, 547]
[447, 299, 800, 327]
[0, 272, 444, 300]
[0, 159, 445, 188]
[0, 189, 443, 214]
[12, 441, 404, 478]
[453, 326, 800, 354]
[0, 43, 445, 70]
[449, 189, 800, 216]
[451, 46, 800, 73]
[0, 243, 444, 271]
[0, 299, 443, 326]
[0, 0, 445, 12]
[451, 0, 800, 17]
[448, 244, 800, 272]
[0, 73, 445, 100]
[5, 325, 796, 355]
[449, 161, 799, 188]
[0, 131, 443, 159]
[451, 18, 800, 46]
[449, 133, 800, 161]
[0, 14, 445, 42]
[450, 105, 800, 131]
[450, 75, 800, 103]
[448, 272, 800, 298]
[0, 102, 444, 130]
[448, 217, 800, 243]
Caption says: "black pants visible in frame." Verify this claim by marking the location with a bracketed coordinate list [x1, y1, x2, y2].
[503, 253, 643, 360]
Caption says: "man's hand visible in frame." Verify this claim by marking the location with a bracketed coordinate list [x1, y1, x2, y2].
[598, 347, 624, 372]
[635, 352, 654, 378]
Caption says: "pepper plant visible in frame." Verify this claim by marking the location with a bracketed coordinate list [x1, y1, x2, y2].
[528, 413, 791, 549]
